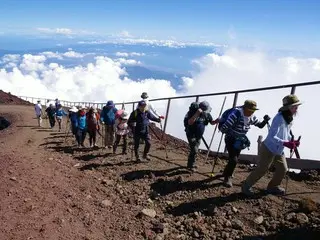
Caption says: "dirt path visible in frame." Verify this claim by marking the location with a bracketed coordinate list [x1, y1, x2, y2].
[0, 105, 319, 240]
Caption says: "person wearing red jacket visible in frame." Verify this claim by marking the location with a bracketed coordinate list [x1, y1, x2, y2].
[86, 106, 100, 148]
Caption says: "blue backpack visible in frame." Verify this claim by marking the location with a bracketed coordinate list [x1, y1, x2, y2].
[218, 107, 241, 132]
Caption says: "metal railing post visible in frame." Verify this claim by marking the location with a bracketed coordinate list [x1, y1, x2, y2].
[195, 96, 199, 102]
[290, 86, 296, 95]
[163, 99, 171, 134]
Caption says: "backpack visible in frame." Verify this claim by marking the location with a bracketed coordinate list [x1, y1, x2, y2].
[218, 107, 241, 132]
[183, 102, 200, 128]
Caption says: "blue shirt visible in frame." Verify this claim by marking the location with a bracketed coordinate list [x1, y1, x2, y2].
[100, 107, 118, 125]
[263, 112, 292, 155]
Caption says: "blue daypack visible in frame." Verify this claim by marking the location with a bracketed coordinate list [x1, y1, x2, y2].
[218, 107, 241, 132]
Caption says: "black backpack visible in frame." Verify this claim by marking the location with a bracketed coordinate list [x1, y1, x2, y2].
[183, 102, 200, 128]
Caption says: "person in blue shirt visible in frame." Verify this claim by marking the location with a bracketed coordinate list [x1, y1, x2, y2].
[100, 100, 118, 149]
[55, 104, 68, 132]
[68, 106, 79, 136]
[242, 95, 302, 196]
[184, 101, 219, 171]
[77, 106, 87, 148]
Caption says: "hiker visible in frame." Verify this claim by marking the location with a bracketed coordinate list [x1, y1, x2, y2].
[76, 106, 87, 147]
[113, 111, 130, 154]
[128, 100, 164, 162]
[86, 106, 100, 148]
[34, 100, 43, 127]
[100, 100, 118, 149]
[241, 95, 302, 196]
[45, 104, 56, 128]
[55, 98, 60, 109]
[140, 92, 162, 118]
[184, 101, 219, 171]
[55, 104, 68, 132]
[219, 100, 270, 188]
[68, 106, 78, 136]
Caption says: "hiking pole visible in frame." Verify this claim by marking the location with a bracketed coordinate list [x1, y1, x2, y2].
[160, 120, 169, 159]
[204, 96, 227, 163]
[282, 135, 301, 211]
[209, 132, 224, 177]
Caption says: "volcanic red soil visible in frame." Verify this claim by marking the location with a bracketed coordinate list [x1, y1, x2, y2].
[0, 101, 319, 239]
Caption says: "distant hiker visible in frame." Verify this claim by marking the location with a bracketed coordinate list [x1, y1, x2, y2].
[219, 100, 270, 188]
[86, 106, 100, 148]
[55, 98, 60, 109]
[76, 106, 87, 147]
[184, 101, 219, 171]
[242, 95, 302, 196]
[140, 92, 164, 118]
[55, 104, 68, 132]
[34, 100, 43, 127]
[113, 111, 130, 154]
[100, 100, 118, 149]
[45, 104, 56, 128]
[128, 100, 163, 162]
[68, 106, 78, 136]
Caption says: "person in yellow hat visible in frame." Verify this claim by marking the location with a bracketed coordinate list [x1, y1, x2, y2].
[219, 100, 270, 188]
[242, 95, 302, 196]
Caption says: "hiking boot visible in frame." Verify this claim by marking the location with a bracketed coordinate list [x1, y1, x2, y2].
[187, 165, 198, 173]
[135, 155, 142, 163]
[223, 177, 233, 188]
[241, 183, 254, 196]
[143, 154, 151, 161]
[267, 186, 285, 195]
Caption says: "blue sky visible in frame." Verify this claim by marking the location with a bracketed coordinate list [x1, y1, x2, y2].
[0, 0, 320, 52]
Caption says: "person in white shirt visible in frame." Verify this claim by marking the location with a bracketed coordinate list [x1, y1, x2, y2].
[34, 100, 43, 127]
[140, 92, 164, 119]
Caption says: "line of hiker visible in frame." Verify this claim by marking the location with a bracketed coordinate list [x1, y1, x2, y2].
[35, 93, 302, 195]
[183, 94, 301, 195]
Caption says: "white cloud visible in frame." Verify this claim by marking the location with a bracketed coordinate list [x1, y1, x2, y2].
[36, 27, 96, 36]
[1, 48, 320, 160]
[0, 54, 21, 64]
[117, 30, 133, 38]
[115, 58, 141, 65]
[78, 38, 225, 48]
[115, 52, 146, 57]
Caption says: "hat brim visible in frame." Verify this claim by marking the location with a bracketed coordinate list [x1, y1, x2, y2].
[279, 101, 302, 111]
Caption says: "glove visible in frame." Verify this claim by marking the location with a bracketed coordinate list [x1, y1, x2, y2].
[283, 141, 296, 150]
[159, 116, 165, 119]
[263, 114, 271, 122]
[294, 140, 300, 147]
[211, 118, 220, 125]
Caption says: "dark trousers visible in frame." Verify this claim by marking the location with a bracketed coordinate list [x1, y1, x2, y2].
[48, 116, 55, 128]
[186, 135, 201, 168]
[76, 128, 87, 146]
[134, 133, 151, 157]
[223, 136, 241, 178]
[113, 134, 128, 153]
[71, 124, 77, 135]
[88, 129, 97, 146]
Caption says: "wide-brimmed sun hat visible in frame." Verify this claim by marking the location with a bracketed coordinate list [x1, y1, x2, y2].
[279, 94, 302, 111]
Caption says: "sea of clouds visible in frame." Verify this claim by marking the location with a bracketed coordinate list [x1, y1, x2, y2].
[0, 47, 319, 160]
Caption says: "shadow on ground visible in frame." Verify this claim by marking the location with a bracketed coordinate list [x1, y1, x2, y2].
[167, 192, 265, 216]
[121, 167, 191, 181]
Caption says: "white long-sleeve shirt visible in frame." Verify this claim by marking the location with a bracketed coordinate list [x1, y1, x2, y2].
[143, 99, 160, 118]
[263, 112, 292, 155]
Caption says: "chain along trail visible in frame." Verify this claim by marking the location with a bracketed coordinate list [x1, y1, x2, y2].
[0, 104, 320, 240]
